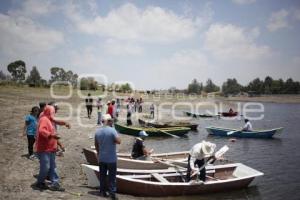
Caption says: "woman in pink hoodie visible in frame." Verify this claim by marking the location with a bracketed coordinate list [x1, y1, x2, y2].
[34, 105, 64, 191]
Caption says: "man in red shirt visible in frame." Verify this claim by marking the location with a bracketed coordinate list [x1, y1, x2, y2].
[33, 105, 65, 191]
[107, 100, 114, 119]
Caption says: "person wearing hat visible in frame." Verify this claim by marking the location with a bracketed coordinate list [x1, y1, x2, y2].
[22, 106, 40, 159]
[131, 131, 153, 160]
[94, 114, 121, 199]
[186, 141, 216, 182]
[242, 119, 253, 131]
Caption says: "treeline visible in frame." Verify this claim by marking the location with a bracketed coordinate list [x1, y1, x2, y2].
[186, 76, 300, 95]
[0, 60, 132, 92]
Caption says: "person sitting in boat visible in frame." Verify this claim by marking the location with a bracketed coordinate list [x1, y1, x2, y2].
[242, 119, 253, 131]
[229, 108, 234, 113]
[131, 131, 153, 160]
[186, 141, 216, 182]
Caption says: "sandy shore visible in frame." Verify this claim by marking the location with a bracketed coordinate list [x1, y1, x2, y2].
[0, 86, 142, 200]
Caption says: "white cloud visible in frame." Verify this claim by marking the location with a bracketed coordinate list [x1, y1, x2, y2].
[103, 39, 144, 56]
[0, 13, 64, 57]
[65, 3, 207, 43]
[232, 0, 256, 5]
[9, 0, 57, 17]
[204, 23, 270, 61]
[294, 9, 300, 21]
[267, 9, 289, 32]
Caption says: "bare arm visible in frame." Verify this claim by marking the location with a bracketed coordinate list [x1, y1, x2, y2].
[53, 118, 71, 129]
[115, 136, 121, 144]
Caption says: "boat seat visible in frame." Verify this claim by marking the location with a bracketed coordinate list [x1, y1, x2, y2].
[151, 173, 169, 183]
[206, 169, 216, 174]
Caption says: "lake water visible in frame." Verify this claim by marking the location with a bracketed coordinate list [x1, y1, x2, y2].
[144, 102, 300, 200]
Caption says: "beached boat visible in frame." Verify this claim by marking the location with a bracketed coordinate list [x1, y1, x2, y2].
[82, 148, 188, 170]
[114, 123, 191, 137]
[81, 163, 264, 196]
[219, 112, 238, 117]
[138, 119, 198, 131]
[184, 111, 214, 118]
[206, 126, 283, 138]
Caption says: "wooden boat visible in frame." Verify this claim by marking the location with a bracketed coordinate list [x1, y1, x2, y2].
[138, 119, 198, 131]
[81, 163, 264, 196]
[114, 123, 190, 137]
[184, 111, 214, 118]
[206, 126, 283, 138]
[82, 148, 188, 170]
[219, 112, 238, 117]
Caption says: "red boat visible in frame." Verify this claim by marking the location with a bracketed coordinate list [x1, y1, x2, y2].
[219, 112, 238, 117]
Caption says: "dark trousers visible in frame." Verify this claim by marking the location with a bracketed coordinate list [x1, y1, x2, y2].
[86, 106, 93, 118]
[186, 155, 206, 182]
[127, 113, 132, 126]
[27, 135, 35, 156]
[99, 162, 117, 195]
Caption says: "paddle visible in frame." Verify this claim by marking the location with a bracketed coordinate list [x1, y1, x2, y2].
[149, 126, 181, 139]
[227, 130, 239, 135]
[191, 145, 229, 178]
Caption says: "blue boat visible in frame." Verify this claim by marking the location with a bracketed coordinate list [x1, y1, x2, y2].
[206, 126, 283, 138]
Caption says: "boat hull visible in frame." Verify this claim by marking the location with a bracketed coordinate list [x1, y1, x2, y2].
[114, 123, 190, 137]
[81, 163, 263, 196]
[184, 111, 214, 118]
[138, 119, 198, 131]
[206, 126, 283, 138]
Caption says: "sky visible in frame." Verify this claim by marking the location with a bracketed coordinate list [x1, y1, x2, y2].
[0, 0, 299, 90]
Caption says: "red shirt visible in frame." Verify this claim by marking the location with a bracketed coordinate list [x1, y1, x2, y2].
[107, 105, 114, 118]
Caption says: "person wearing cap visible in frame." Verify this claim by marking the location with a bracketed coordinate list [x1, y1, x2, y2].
[186, 141, 216, 182]
[131, 131, 153, 160]
[242, 119, 252, 131]
[22, 106, 40, 159]
[94, 114, 121, 199]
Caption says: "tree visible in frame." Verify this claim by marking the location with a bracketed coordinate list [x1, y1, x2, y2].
[247, 78, 264, 94]
[264, 76, 273, 94]
[222, 78, 242, 96]
[187, 79, 203, 94]
[26, 66, 42, 87]
[284, 78, 299, 94]
[120, 83, 132, 93]
[7, 60, 27, 82]
[50, 67, 66, 83]
[0, 70, 11, 81]
[204, 79, 220, 93]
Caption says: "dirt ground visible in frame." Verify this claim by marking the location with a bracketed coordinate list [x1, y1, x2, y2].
[0, 86, 146, 200]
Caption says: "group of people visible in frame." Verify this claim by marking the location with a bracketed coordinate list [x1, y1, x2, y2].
[23, 102, 70, 191]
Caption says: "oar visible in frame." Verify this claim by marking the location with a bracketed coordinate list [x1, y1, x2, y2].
[191, 145, 229, 178]
[149, 126, 181, 138]
[227, 130, 239, 135]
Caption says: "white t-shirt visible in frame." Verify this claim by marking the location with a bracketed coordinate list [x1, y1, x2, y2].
[243, 121, 253, 131]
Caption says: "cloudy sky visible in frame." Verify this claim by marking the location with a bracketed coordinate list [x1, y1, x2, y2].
[0, 0, 299, 89]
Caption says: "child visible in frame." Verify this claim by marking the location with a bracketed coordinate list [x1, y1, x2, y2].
[23, 106, 40, 159]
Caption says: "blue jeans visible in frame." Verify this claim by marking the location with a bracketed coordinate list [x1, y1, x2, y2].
[97, 112, 102, 125]
[37, 152, 59, 186]
[99, 162, 117, 195]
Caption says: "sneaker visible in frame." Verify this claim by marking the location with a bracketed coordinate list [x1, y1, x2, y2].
[49, 184, 65, 192]
[29, 154, 37, 160]
[32, 182, 48, 190]
[99, 191, 109, 197]
[110, 193, 118, 200]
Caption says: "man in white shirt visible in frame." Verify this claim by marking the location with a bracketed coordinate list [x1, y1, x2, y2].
[242, 119, 253, 131]
[186, 141, 216, 182]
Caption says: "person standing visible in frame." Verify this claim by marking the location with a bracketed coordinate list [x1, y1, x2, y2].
[126, 102, 133, 126]
[34, 105, 65, 191]
[94, 114, 121, 199]
[96, 98, 103, 125]
[150, 103, 155, 119]
[85, 93, 93, 119]
[186, 141, 216, 182]
[107, 100, 114, 119]
[22, 106, 40, 159]
[242, 119, 253, 131]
